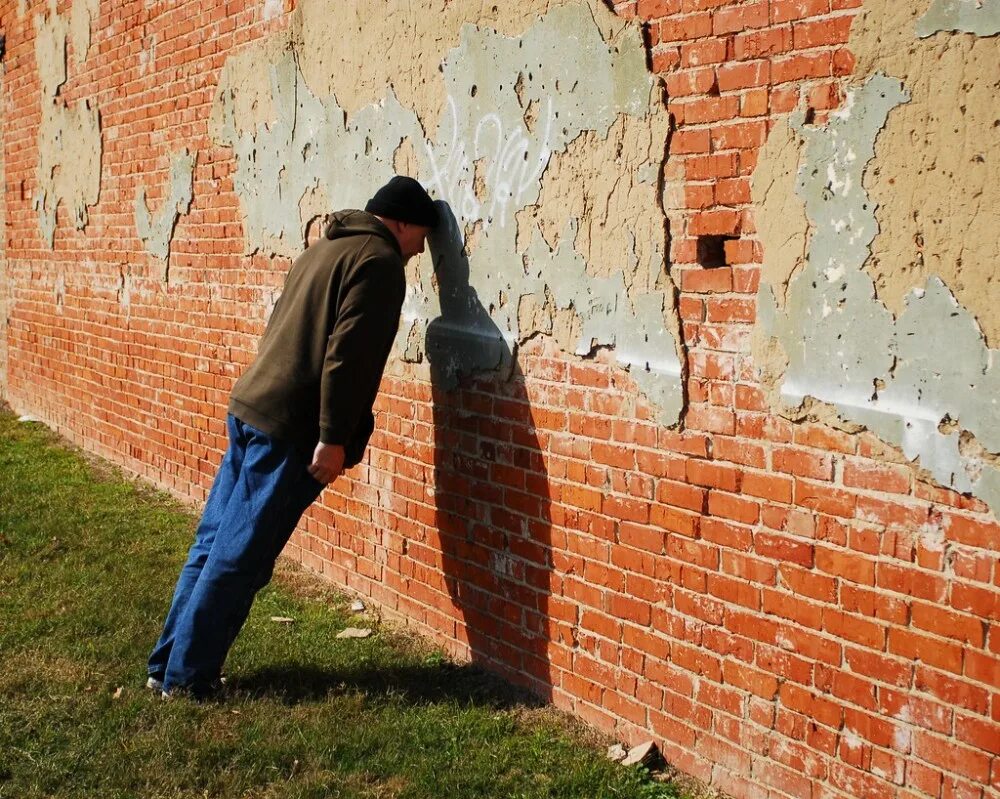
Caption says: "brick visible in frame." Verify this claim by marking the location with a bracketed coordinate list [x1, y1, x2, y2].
[681, 266, 733, 293]
[843, 459, 911, 495]
[816, 547, 876, 586]
[638, 0, 682, 17]
[773, 446, 833, 480]
[771, 51, 833, 83]
[658, 12, 714, 42]
[716, 61, 770, 93]
[912, 602, 985, 647]
[713, 1, 769, 34]
[680, 37, 728, 66]
[771, 0, 830, 23]
[916, 665, 991, 715]
[888, 628, 964, 675]
[914, 731, 992, 784]
[795, 480, 858, 518]
[686, 459, 740, 491]
[734, 26, 792, 59]
[792, 15, 854, 48]
[741, 471, 793, 503]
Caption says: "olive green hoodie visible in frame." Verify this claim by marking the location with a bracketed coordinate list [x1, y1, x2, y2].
[229, 210, 405, 467]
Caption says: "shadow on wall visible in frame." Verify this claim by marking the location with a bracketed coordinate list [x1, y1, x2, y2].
[426, 203, 557, 701]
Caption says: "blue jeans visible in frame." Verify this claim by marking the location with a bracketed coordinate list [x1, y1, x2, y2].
[148, 414, 324, 693]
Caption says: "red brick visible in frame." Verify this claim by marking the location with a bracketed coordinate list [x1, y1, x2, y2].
[681, 266, 733, 293]
[734, 26, 793, 59]
[912, 602, 985, 647]
[638, 0, 682, 17]
[708, 490, 760, 524]
[772, 51, 833, 83]
[686, 459, 740, 491]
[658, 12, 714, 42]
[680, 37, 728, 66]
[771, 0, 830, 23]
[914, 730, 992, 784]
[843, 459, 911, 495]
[795, 480, 858, 518]
[888, 628, 964, 675]
[716, 61, 770, 93]
[672, 128, 712, 154]
[792, 15, 854, 48]
[713, 1, 769, 34]
[773, 446, 833, 479]
[816, 547, 876, 585]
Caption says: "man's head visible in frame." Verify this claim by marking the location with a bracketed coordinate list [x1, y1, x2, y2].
[365, 176, 438, 262]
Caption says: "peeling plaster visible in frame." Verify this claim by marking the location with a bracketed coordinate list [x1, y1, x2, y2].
[135, 149, 196, 275]
[916, 0, 1000, 37]
[211, 0, 683, 421]
[70, 0, 100, 66]
[755, 71, 1000, 511]
[852, 0, 1000, 344]
[33, 0, 102, 247]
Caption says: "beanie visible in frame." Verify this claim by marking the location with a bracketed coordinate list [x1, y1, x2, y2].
[365, 176, 439, 229]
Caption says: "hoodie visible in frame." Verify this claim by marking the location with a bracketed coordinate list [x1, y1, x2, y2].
[228, 210, 405, 467]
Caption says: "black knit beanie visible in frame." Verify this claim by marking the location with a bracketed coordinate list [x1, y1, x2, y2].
[365, 176, 439, 229]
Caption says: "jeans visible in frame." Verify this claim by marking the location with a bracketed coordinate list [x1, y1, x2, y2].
[148, 414, 324, 693]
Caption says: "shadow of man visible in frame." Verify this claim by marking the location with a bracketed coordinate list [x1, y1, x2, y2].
[425, 203, 558, 701]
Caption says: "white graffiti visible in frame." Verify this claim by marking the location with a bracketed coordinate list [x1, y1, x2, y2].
[424, 94, 556, 229]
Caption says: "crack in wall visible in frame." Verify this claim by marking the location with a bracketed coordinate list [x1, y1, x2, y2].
[753, 0, 1000, 513]
[210, 0, 684, 423]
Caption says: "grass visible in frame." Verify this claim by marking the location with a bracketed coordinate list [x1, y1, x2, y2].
[0, 405, 695, 799]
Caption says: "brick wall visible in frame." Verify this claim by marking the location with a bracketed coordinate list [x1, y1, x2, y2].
[2, 2, 997, 798]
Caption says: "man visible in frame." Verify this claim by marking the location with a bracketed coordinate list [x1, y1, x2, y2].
[147, 175, 438, 699]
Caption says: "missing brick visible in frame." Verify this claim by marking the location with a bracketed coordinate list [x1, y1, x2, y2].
[697, 234, 738, 268]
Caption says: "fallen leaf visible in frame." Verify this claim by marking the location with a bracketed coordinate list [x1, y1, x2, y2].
[112, 686, 124, 699]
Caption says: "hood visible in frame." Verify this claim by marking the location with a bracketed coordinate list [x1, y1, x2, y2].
[324, 209, 401, 255]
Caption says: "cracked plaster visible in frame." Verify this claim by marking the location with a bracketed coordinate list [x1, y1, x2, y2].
[211, 0, 683, 422]
[135, 149, 196, 274]
[33, 0, 102, 247]
[753, 0, 1000, 511]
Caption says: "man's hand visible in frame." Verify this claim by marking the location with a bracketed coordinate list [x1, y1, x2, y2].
[309, 442, 346, 485]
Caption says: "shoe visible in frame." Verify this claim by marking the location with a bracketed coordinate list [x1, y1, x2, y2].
[160, 676, 227, 702]
[146, 676, 164, 692]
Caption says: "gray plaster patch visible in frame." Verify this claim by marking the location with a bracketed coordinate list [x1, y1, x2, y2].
[762, 73, 1000, 509]
[211, 2, 683, 422]
[916, 0, 1000, 37]
[135, 149, 196, 272]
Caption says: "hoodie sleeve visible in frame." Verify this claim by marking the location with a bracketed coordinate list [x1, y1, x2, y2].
[318, 254, 405, 447]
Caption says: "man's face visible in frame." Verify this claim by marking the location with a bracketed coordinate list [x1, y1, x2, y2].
[397, 222, 432, 262]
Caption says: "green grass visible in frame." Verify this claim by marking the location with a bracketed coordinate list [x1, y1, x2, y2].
[0, 405, 692, 799]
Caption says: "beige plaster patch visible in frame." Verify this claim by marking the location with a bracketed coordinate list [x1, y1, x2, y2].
[35, 0, 68, 97]
[208, 30, 296, 140]
[532, 109, 671, 292]
[750, 120, 809, 307]
[292, 0, 626, 133]
[849, 1, 1000, 343]
[70, 0, 99, 66]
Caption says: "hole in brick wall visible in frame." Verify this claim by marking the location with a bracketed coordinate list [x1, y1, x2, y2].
[697, 235, 738, 268]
